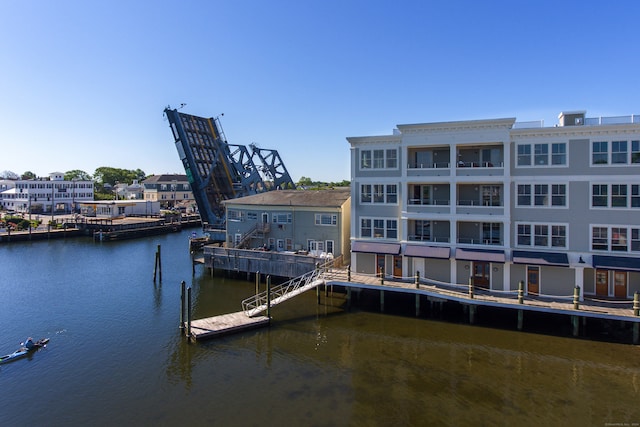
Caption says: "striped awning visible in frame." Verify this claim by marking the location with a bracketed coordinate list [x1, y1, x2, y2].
[512, 250, 569, 267]
[455, 248, 505, 263]
[404, 245, 450, 259]
[593, 255, 640, 272]
[351, 241, 401, 255]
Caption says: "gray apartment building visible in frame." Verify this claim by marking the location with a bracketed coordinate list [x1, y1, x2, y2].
[348, 110, 640, 300]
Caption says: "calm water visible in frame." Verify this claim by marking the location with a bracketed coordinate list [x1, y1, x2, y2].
[0, 230, 639, 426]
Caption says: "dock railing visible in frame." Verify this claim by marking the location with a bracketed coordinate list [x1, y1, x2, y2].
[241, 258, 337, 317]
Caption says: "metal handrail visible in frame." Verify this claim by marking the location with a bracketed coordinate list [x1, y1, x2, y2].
[241, 259, 335, 317]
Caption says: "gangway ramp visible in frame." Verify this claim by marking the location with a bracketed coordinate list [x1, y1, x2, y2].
[185, 266, 327, 341]
[242, 268, 324, 317]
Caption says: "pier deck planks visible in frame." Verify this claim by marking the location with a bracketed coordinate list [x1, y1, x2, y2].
[189, 311, 269, 341]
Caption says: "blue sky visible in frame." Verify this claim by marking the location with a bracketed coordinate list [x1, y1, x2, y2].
[2, 0, 639, 182]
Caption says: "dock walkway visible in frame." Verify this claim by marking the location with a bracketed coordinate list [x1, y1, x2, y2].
[184, 265, 640, 343]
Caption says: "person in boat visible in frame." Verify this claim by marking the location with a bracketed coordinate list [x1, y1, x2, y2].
[24, 337, 35, 350]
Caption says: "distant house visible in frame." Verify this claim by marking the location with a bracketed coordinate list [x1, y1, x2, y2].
[114, 180, 144, 200]
[142, 174, 194, 210]
[222, 188, 351, 258]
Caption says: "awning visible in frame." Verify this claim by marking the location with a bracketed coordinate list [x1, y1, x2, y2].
[512, 250, 569, 267]
[592, 255, 640, 272]
[404, 245, 450, 259]
[351, 241, 401, 255]
[455, 248, 505, 263]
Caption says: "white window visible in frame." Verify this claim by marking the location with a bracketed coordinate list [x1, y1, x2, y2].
[517, 143, 566, 167]
[359, 149, 399, 170]
[591, 225, 640, 252]
[227, 209, 243, 222]
[517, 184, 566, 207]
[361, 217, 397, 239]
[272, 213, 292, 224]
[591, 184, 640, 208]
[517, 222, 567, 248]
[315, 213, 337, 226]
[361, 183, 398, 204]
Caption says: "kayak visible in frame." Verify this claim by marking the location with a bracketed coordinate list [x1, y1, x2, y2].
[0, 338, 50, 365]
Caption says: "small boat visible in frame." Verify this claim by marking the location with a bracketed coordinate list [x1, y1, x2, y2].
[0, 338, 49, 365]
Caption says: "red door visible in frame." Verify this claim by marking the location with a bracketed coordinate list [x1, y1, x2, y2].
[393, 256, 402, 278]
[595, 270, 609, 296]
[527, 266, 539, 295]
[614, 271, 627, 298]
[473, 262, 490, 289]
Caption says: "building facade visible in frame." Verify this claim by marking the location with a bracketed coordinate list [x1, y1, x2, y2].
[0, 172, 94, 214]
[142, 174, 194, 210]
[348, 111, 640, 300]
[223, 189, 351, 259]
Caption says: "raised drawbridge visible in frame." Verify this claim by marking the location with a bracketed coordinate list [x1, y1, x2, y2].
[164, 107, 295, 230]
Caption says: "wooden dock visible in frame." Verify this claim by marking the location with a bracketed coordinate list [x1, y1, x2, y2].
[188, 311, 270, 341]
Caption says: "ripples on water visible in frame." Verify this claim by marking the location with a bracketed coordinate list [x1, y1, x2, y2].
[0, 231, 639, 426]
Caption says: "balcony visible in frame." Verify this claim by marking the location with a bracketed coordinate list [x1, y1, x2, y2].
[456, 184, 504, 216]
[456, 146, 504, 177]
[407, 220, 450, 243]
[457, 221, 503, 246]
[407, 147, 452, 177]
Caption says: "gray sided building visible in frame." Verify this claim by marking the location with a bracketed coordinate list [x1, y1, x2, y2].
[222, 188, 351, 260]
[348, 111, 640, 300]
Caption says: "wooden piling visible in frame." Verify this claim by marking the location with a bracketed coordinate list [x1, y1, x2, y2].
[517, 309, 523, 330]
[573, 286, 580, 310]
[468, 277, 474, 299]
[266, 275, 272, 321]
[153, 245, 162, 283]
[518, 281, 524, 304]
[347, 265, 351, 282]
[186, 286, 192, 338]
[571, 315, 579, 337]
[634, 292, 639, 317]
[379, 267, 384, 285]
[180, 281, 186, 330]
[415, 271, 420, 289]
[255, 271, 260, 295]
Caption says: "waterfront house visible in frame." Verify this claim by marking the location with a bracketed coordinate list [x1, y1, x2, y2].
[202, 188, 351, 278]
[142, 174, 194, 210]
[222, 188, 351, 257]
[0, 172, 94, 214]
[347, 111, 640, 300]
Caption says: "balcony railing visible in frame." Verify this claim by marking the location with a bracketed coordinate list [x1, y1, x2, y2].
[456, 161, 504, 168]
[457, 237, 502, 245]
[584, 115, 640, 126]
[408, 235, 450, 243]
[407, 162, 450, 169]
[408, 199, 449, 206]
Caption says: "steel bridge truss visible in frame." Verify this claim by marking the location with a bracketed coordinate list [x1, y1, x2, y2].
[164, 107, 295, 227]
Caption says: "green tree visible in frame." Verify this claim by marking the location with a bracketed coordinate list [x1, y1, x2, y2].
[64, 170, 92, 181]
[297, 176, 313, 187]
[21, 171, 36, 180]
